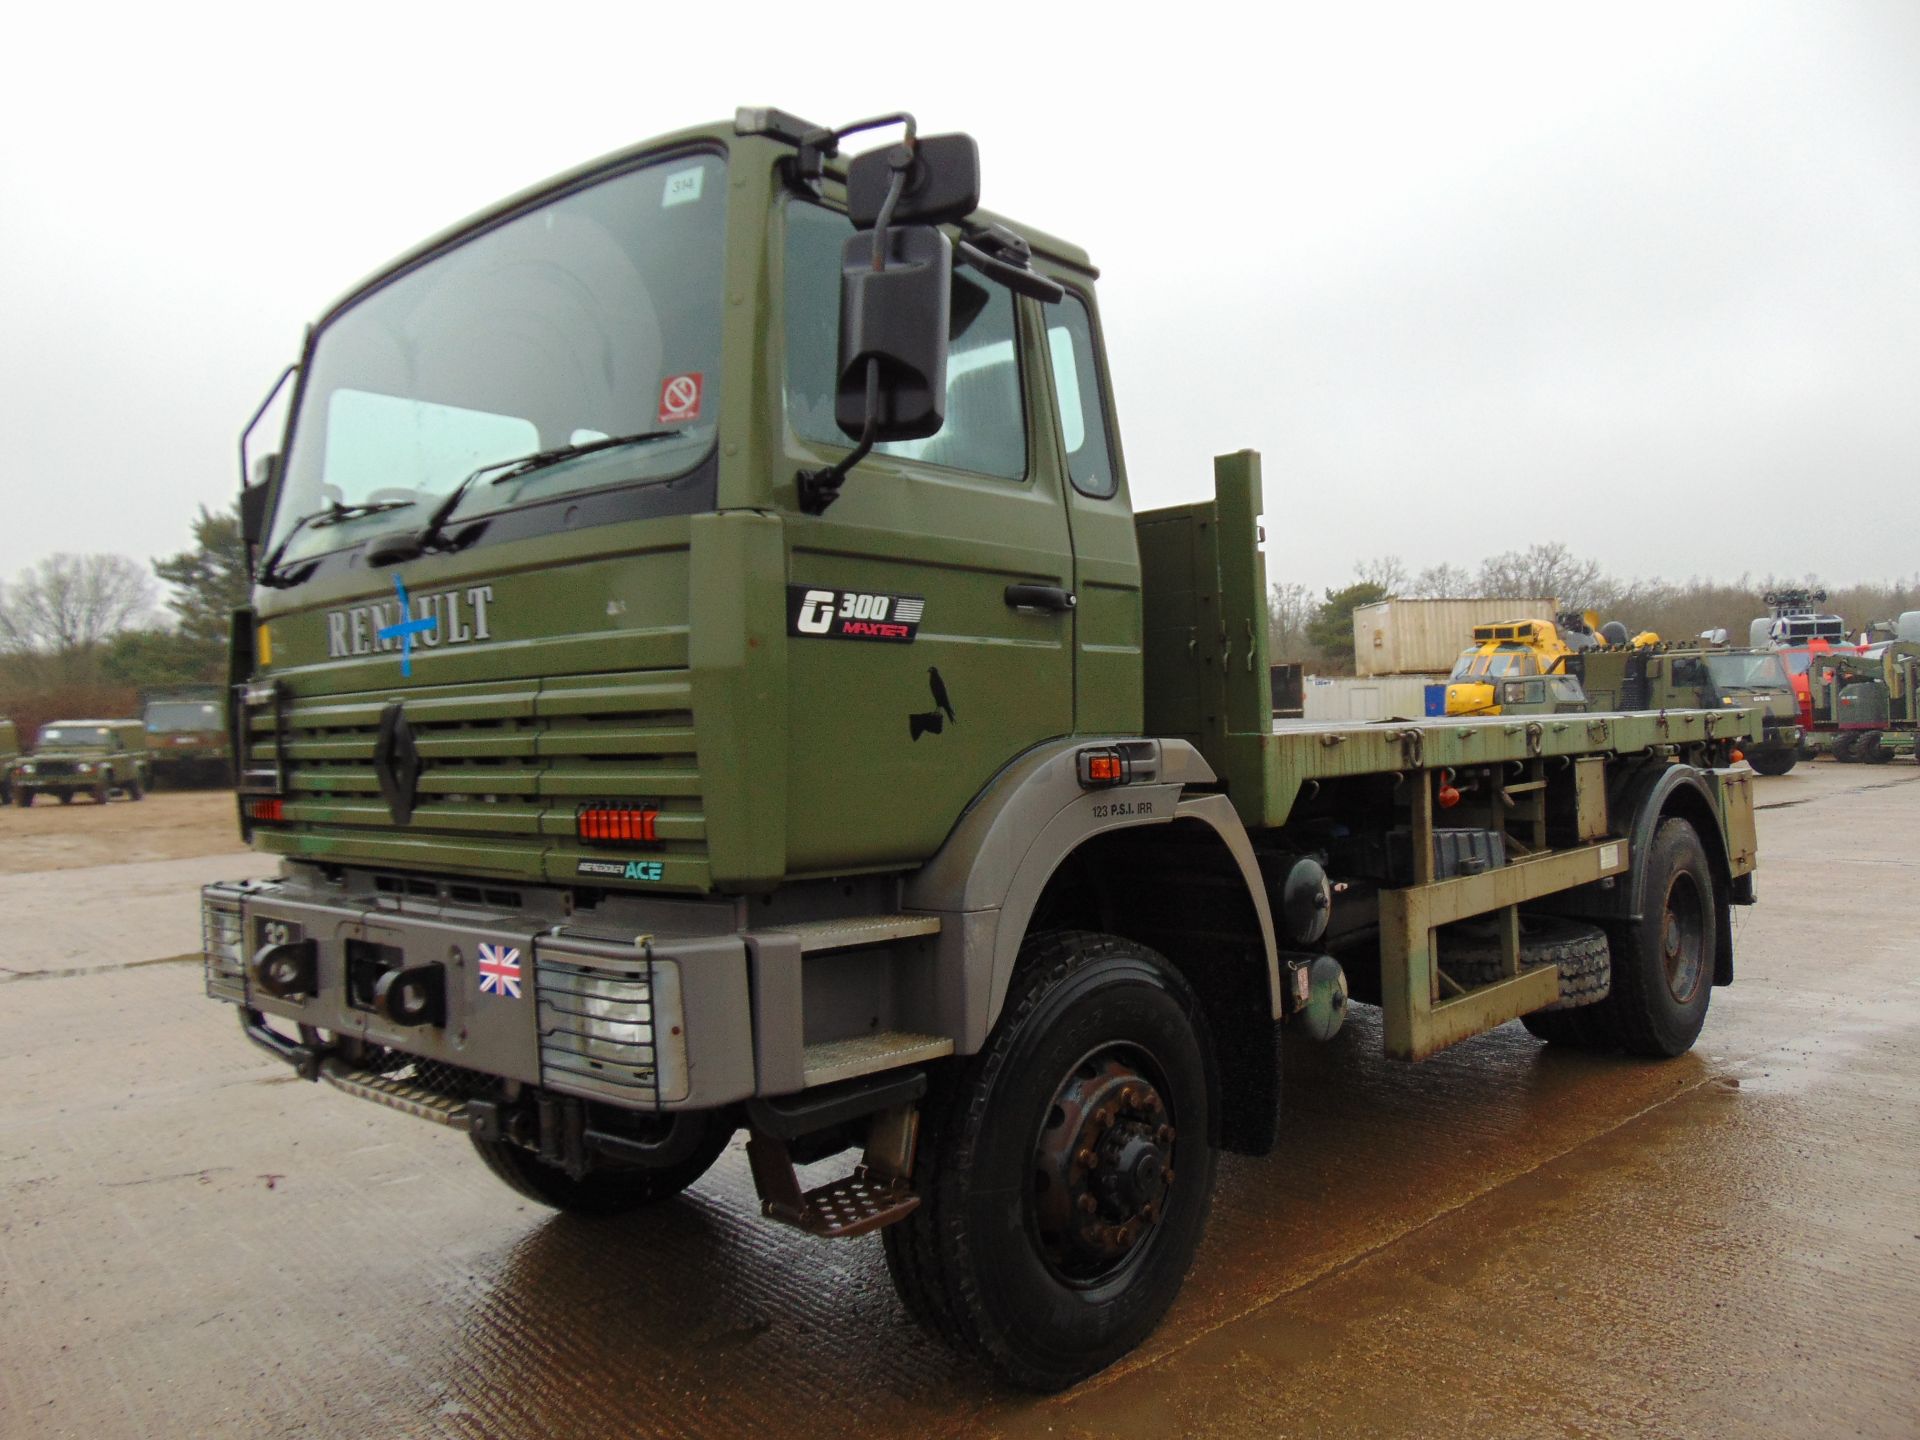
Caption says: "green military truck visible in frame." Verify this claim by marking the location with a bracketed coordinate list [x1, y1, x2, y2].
[143, 690, 233, 787]
[203, 109, 1760, 1391]
[13, 719, 150, 806]
[0, 718, 19, 804]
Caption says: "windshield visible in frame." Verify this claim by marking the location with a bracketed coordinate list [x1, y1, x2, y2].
[1455, 646, 1537, 678]
[1704, 652, 1790, 690]
[269, 152, 727, 564]
[146, 701, 222, 732]
[39, 726, 113, 747]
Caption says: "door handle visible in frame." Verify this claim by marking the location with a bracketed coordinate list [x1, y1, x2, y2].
[1004, 584, 1077, 613]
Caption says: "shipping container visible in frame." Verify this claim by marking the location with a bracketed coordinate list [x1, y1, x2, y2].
[1300, 674, 1444, 723]
[1351, 597, 1556, 676]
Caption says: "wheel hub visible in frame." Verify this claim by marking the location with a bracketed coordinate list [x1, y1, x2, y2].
[1032, 1053, 1176, 1280]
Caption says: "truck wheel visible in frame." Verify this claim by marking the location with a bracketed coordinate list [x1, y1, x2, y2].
[469, 1115, 732, 1216]
[12, 788, 28, 807]
[1444, 915, 1610, 1010]
[882, 930, 1218, 1392]
[1858, 731, 1890, 764]
[57, 790, 74, 804]
[1831, 733, 1857, 763]
[1746, 748, 1796, 776]
[1532, 819, 1716, 1058]
[93, 781, 110, 805]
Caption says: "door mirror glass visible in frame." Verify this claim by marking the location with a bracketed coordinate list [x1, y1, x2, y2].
[835, 225, 952, 442]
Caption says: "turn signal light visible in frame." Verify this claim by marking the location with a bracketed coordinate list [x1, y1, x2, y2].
[246, 797, 285, 822]
[1077, 747, 1131, 788]
[577, 803, 659, 844]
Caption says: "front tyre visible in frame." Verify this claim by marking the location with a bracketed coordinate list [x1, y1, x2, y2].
[1746, 747, 1796, 776]
[883, 931, 1219, 1392]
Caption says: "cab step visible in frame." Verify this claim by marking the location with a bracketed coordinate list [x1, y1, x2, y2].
[802, 1031, 954, 1087]
[774, 913, 941, 953]
[746, 1154, 921, 1239]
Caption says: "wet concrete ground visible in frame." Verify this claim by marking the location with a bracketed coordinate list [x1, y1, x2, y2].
[1, 762, 1915, 1438]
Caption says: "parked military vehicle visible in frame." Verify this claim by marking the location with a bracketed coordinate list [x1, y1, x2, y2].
[143, 690, 233, 786]
[12, 720, 150, 805]
[1749, 588, 1847, 649]
[202, 109, 1760, 1390]
[1810, 643, 1920, 764]
[0, 718, 19, 804]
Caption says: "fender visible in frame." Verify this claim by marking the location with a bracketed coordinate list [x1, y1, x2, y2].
[903, 736, 1281, 1052]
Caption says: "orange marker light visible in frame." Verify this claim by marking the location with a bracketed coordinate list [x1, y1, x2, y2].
[1088, 755, 1122, 783]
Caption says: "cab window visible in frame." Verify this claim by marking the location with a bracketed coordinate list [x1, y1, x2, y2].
[1046, 293, 1118, 498]
[783, 201, 1026, 481]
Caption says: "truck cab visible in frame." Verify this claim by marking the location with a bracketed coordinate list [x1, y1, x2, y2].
[143, 694, 232, 786]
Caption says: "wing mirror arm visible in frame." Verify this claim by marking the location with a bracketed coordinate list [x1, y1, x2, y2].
[797, 359, 881, 516]
[956, 227, 1065, 304]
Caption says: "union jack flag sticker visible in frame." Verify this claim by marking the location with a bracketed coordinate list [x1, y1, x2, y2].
[477, 943, 523, 999]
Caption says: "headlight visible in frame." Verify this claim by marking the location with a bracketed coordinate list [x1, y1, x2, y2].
[77, 763, 94, 773]
[20, 763, 34, 774]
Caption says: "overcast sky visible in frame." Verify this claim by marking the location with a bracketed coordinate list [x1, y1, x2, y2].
[2, 2, 1914, 601]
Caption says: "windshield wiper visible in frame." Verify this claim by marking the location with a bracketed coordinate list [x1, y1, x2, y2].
[257, 499, 417, 588]
[485, 429, 686, 489]
[366, 430, 684, 568]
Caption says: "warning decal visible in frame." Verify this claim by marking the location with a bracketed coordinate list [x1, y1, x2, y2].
[659, 372, 703, 425]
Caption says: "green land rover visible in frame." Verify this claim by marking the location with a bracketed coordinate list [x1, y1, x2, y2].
[12, 719, 151, 806]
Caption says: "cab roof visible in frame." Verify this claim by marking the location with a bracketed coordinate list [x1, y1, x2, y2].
[319, 114, 1093, 327]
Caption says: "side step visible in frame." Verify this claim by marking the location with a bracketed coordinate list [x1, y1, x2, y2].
[773, 913, 942, 953]
[802, 1031, 954, 1087]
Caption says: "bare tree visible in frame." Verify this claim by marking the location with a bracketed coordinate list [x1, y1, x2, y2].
[1267, 581, 1315, 661]
[1476, 542, 1607, 610]
[0, 553, 156, 658]
[1411, 561, 1476, 597]
[1353, 554, 1408, 593]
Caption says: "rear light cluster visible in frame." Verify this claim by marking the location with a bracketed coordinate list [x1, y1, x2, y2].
[246, 797, 285, 822]
[577, 803, 660, 845]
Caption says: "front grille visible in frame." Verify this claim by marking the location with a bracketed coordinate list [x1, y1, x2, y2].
[537, 951, 688, 1105]
[33, 761, 76, 777]
[244, 669, 708, 889]
[201, 889, 246, 1002]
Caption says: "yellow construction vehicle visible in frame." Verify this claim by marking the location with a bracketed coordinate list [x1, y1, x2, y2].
[1444, 614, 1653, 716]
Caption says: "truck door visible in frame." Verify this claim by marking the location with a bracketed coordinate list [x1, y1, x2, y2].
[779, 200, 1076, 873]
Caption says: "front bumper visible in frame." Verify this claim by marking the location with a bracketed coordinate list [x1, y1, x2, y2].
[202, 873, 755, 1113]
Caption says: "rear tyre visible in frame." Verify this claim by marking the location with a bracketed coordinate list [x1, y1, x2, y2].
[882, 930, 1218, 1392]
[469, 1114, 732, 1216]
[1746, 748, 1796, 776]
[1858, 731, 1890, 764]
[1542, 818, 1716, 1058]
[125, 776, 145, 801]
[12, 788, 28, 807]
[93, 781, 110, 805]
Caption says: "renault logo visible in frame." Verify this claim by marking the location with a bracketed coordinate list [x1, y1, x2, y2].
[373, 702, 423, 824]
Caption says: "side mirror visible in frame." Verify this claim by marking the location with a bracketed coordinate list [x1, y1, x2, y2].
[834, 226, 951, 441]
[240, 454, 279, 552]
[846, 133, 979, 227]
